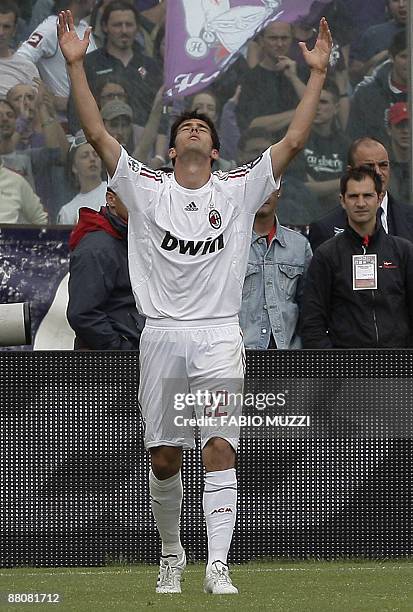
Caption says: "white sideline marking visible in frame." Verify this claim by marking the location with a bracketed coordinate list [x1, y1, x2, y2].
[1, 565, 413, 578]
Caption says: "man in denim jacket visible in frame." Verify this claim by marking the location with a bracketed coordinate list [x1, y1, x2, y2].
[239, 188, 312, 349]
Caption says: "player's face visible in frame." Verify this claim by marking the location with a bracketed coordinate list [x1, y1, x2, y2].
[72, 143, 102, 183]
[0, 102, 16, 138]
[351, 141, 390, 192]
[340, 177, 380, 227]
[104, 10, 138, 51]
[170, 119, 219, 163]
[191, 93, 217, 122]
[260, 22, 292, 62]
[0, 12, 16, 50]
[7, 85, 37, 120]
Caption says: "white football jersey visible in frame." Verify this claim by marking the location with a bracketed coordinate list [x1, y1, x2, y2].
[109, 147, 279, 320]
[16, 16, 96, 97]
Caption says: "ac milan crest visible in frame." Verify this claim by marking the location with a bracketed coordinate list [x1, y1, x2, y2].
[209, 209, 222, 229]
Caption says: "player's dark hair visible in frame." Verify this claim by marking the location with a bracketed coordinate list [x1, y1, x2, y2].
[347, 136, 387, 167]
[101, 0, 140, 27]
[389, 30, 406, 56]
[168, 111, 220, 166]
[0, 0, 19, 22]
[340, 166, 382, 197]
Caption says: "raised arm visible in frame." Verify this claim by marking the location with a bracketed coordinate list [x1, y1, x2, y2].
[57, 10, 120, 177]
[270, 18, 332, 178]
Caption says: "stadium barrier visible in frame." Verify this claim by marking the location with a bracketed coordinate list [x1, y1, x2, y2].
[1, 350, 412, 566]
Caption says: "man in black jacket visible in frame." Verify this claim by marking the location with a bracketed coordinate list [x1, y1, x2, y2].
[301, 166, 413, 348]
[309, 136, 413, 251]
[67, 187, 145, 350]
[67, 0, 159, 134]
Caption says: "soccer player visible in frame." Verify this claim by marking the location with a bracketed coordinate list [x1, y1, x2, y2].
[57, 10, 332, 595]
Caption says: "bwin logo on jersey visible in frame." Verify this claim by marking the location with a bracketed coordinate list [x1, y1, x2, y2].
[161, 231, 224, 256]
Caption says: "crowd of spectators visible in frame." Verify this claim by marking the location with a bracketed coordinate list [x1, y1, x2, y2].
[0, 0, 409, 228]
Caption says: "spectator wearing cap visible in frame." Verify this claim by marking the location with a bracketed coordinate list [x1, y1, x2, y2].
[101, 99, 139, 155]
[348, 30, 407, 148]
[386, 102, 410, 204]
[57, 134, 107, 225]
[67, 0, 160, 136]
[101, 88, 164, 164]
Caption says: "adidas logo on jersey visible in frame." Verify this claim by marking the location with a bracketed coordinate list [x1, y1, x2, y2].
[161, 230, 224, 256]
[184, 201, 198, 211]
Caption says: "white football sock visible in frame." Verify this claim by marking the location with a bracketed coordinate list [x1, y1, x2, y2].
[149, 469, 184, 557]
[203, 468, 237, 570]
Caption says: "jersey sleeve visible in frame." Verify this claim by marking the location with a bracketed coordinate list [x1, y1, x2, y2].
[108, 146, 165, 213]
[17, 18, 57, 63]
[216, 147, 280, 215]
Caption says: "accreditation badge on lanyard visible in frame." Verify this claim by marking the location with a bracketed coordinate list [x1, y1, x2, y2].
[352, 254, 377, 290]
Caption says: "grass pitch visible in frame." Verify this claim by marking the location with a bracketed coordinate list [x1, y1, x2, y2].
[1, 560, 413, 612]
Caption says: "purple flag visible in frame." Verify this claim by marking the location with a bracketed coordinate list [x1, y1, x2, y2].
[165, 0, 330, 99]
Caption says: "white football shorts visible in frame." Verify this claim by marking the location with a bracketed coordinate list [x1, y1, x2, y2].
[138, 317, 245, 450]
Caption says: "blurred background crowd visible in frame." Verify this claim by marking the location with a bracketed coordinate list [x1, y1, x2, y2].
[0, 0, 409, 229]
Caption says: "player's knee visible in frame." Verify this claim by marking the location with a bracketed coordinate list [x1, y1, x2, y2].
[203, 437, 236, 471]
[150, 446, 182, 479]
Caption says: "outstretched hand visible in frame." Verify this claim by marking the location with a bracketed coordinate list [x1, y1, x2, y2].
[299, 17, 332, 73]
[57, 10, 91, 65]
